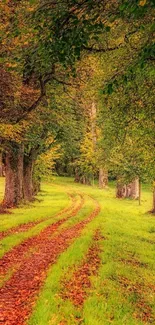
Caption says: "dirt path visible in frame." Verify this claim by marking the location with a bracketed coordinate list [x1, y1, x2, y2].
[0, 193, 84, 277]
[0, 193, 75, 241]
[0, 197, 100, 325]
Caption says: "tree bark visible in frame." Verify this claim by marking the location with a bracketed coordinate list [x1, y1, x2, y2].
[80, 175, 91, 185]
[23, 147, 41, 200]
[116, 182, 127, 198]
[0, 152, 3, 177]
[116, 178, 139, 199]
[23, 156, 34, 201]
[91, 101, 97, 150]
[152, 186, 155, 213]
[74, 167, 80, 183]
[150, 181, 155, 213]
[3, 144, 24, 208]
[130, 178, 139, 199]
[139, 180, 141, 206]
[32, 176, 41, 195]
[99, 168, 108, 188]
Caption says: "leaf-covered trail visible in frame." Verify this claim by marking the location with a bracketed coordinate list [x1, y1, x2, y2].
[0, 194, 100, 324]
[61, 229, 104, 307]
[0, 193, 75, 241]
[0, 193, 83, 277]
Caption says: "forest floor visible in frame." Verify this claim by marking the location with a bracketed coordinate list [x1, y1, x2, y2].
[0, 177, 155, 325]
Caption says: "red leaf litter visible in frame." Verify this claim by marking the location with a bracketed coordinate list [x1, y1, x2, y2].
[0, 196, 100, 325]
[118, 276, 155, 323]
[0, 193, 75, 241]
[0, 193, 84, 277]
[61, 229, 104, 307]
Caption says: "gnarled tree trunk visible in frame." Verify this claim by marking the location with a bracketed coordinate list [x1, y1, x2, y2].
[99, 168, 108, 188]
[3, 144, 24, 208]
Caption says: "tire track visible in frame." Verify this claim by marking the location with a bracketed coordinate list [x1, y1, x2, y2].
[0, 193, 74, 241]
[0, 197, 100, 325]
[0, 193, 84, 278]
[61, 229, 104, 307]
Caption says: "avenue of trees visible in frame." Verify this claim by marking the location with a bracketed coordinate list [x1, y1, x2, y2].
[0, 0, 155, 210]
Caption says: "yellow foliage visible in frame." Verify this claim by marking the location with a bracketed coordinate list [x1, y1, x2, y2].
[35, 143, 62, 176]
[139, 0, 147, 6]
[0, 124, 23, 142]
[6, 62, 18, 68]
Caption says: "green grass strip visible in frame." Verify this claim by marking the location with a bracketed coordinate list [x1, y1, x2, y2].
[28, 209, 104, 325]
[0, 184, 69, 232]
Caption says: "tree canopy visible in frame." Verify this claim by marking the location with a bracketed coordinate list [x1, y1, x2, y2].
[0, 0, 155, 209]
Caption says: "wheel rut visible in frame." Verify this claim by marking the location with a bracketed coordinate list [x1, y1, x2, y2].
[0, 193, 74, 241]
[0, 196, 100, 325]
[0, 193, 84, 277]
[61, 229, 104, 308]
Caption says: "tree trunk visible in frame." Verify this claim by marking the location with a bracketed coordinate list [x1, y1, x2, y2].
[152, 186, 155, 213]
[99, 168, 108, 188]
[150, 181, 155, 213]
[23, 156, 34, 201]
[32, 176, 41, 195]
[74, 167, 80, 183]
[80, 175, 86, 184]
[116, 178, 139, 199]
[116, 182, 127, 198]
[139, 180, 141, 206]
[130, 178, 139, 199]
[3, 144, 24, 208]
[0, 152, 3, 177]
[91, 101, 97, 150]
[80, 175, 91, 185]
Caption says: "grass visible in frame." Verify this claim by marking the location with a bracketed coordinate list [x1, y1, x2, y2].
[0, 181, 73, 258]
[0, 176, 155, 324]
[0, 180, 69, 232]
[28, 216, 103, 325]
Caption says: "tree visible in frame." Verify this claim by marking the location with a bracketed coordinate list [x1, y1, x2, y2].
[98, 54, 155, 207]
[0, 0, 154, 208]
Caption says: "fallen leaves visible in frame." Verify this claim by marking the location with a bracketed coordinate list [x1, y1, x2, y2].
[0, 195, 100, 324]
[117, 276, 155, 323]
[0, 192, 75, 241]
[61, 229, 104, 307]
